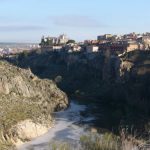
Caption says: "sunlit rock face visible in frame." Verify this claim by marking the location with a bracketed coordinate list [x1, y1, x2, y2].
[12, 119, 50, 146]
[0, 60, 69, 148]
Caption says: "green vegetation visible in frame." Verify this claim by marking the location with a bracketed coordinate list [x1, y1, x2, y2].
[0, 94, 43, 150]
[0, 97, 40, 131]
[51, 142, 71, 150]
[0, 140, 14, 150]
[30, 132, 138, 150]
[67, 40, 76, 44]
[80, 133, 121, 150]
[18, 50, 29, 60]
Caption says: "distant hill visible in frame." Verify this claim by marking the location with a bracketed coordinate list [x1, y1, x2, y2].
[0, 42, 39, 49]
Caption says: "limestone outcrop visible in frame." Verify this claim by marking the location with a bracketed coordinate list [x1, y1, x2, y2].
[0, 60, 68, 149]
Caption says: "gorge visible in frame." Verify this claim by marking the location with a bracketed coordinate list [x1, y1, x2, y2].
[0, 49, 150, 149]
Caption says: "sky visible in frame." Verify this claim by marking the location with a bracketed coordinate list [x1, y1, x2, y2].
[0, 0, 150, 43]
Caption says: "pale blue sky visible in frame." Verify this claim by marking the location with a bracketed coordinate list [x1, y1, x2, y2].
[0, 0, 150, 42]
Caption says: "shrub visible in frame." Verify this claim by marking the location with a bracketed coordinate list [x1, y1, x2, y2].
[80, 133, 121, 150]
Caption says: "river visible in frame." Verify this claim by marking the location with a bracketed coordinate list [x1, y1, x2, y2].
[18, 102, 95, 150]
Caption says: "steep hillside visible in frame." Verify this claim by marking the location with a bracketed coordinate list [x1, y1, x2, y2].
[0, 60, 68, 149]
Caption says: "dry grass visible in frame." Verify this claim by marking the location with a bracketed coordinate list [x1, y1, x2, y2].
[80, 133, 121, 150]
[46, 131, 141, 150]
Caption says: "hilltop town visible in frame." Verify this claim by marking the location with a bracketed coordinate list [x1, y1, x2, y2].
[40, 32, 150, 54]
[0, 32, 149, 58]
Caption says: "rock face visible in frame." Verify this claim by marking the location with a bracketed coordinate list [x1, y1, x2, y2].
[119, 50, 150, 80]
[12, 119, 50, 143]
[119, 60, 134, 80]
[11, 50, 149, 96]
[0, 60, 68, 148]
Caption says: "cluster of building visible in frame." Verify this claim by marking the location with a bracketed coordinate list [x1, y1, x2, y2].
[85, 32, 150, 53]
[0, 43, 40, 57]
[0, 48, 13, 56]
[40, 34, 68, 48]
[40, 32, 150, 54]
[40, 34, 82, 53]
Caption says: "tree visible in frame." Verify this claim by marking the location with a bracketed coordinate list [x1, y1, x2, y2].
[67, 40, 76, 44]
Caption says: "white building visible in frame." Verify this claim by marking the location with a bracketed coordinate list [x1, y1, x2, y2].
[2, 48, 12, 54]
[72, 45, 82, 52]
[41, 34, 69, 46]
[0, 48, 3, 52]
[52, 46, 63, 51]
[58, 34, 68, 44]
[86, 45, 99, 53]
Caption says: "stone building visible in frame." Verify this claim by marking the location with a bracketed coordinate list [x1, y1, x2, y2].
[86, 45, 99, 53]
[126, 42, 139, 52]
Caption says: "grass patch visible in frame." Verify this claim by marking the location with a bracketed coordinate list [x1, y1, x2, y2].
[80, 133, 121, 150]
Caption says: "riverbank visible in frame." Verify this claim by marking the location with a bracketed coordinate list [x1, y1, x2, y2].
[18, 102, 94, 150]
[17, 101, 142, 150]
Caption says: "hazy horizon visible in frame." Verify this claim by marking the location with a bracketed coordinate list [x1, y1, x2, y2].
[0, 0, 150, 43]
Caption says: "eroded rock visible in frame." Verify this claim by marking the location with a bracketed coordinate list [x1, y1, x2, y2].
[0, 60, 69, 149]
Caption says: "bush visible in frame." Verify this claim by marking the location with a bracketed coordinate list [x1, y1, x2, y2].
[80, 133, 121, 150]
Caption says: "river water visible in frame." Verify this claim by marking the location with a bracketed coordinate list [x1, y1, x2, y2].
[18, 102, 95, 150]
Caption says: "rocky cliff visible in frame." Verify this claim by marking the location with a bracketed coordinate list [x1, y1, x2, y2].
[0, 60, 68, 149]
[120, 50, 150, 80]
